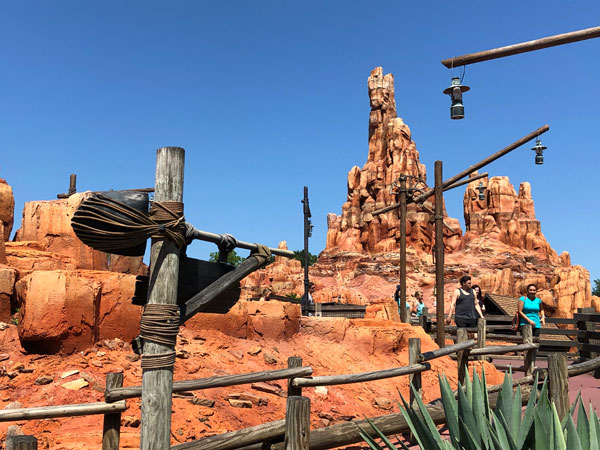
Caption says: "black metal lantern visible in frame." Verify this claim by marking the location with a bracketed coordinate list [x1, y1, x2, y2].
[477, 181, 486, 201]
[531, 138, 547, 165]
[443, 77, 470, 119]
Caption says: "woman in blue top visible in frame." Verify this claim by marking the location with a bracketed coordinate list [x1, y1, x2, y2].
[518, 284, 545, 337]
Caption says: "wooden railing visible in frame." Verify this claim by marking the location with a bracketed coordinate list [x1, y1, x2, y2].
[3, 309, 600, 450]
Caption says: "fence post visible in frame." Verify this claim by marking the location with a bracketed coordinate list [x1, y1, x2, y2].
[521, 324, 535, 376]
[419, 307, 429, 331]
[548, 353, 569, 421]
[6, 435, 37, 450]
[287, 356, 303, 397]
[409, 338, 422, 408]
[456, 328, 469, 385]
[284, 396, 310, 450]
[476, 318, 486, 361]
[103, 371, 124, 450]
[578, 307, 599, 378]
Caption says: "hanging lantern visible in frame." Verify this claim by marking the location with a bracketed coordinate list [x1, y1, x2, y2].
[443, 77, 470, 119]
[477, 181, 486, 201]
[531, 138, 547, 165]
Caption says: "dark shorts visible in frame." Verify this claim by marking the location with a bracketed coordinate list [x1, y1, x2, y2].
[455, 317, 477, 328]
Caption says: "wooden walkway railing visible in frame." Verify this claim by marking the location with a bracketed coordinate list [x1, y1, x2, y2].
[3, 309, 600, 450]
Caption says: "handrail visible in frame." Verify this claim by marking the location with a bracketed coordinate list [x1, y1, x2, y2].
[470, 343, 538, 356]
[418, 339, 475, 362]
[0, 400, 127, 422]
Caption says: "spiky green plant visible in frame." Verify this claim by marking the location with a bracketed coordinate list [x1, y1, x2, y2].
[358, 369, 600, 450]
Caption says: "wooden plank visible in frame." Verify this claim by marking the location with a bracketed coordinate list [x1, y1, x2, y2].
[172, 420, 285, 450]
[409, 338, 422, 408]
[470, 343, 538, 356]
[292, 364, 428, 388]
[493, 364, 527, 372]
[567, 355, 600, 377]
[539, 340, 579, 348]
[0, 401, 127, 422]
[284, 396, 310, 450]
[418, 339, 475, 363]
[546, 317, 577, 325]
[107, 366, 313, 402]
[441, 26, 600, 68]
[538, 328, 579, 337]
[573, 313, 600, 323]
[548, 353, 569, 420]
[141, 146, 185, 450]
[102, 372, 123, 450]
[288, 357, 303, 397]
[485, 333, 524, 343]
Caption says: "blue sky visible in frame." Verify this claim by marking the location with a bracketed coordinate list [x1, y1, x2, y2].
[1, 1, 599, 283]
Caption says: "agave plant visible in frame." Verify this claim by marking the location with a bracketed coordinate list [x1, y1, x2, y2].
[358, 369, 600, 450]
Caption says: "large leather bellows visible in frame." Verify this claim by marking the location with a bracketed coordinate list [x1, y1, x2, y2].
[71, 191, 150, 257]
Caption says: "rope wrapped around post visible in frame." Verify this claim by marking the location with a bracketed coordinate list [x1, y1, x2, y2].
[71, 194, 186, 254]
[139, 304, 180, 370]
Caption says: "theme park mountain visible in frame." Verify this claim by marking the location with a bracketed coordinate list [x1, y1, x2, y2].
[0, 67, 597, 449]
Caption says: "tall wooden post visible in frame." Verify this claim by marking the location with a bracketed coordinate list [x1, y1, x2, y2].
[548, 353, 569, 420]
[140, 147, 185, 450]
[284, 396, 310, 450]
[103, 372, 123, 450]
[409, 338, 422, 408]
[456, 328, 469, 385]
[477, 318, 486, 361]
[399, 178, 408, 323]
[287, 356, 303, 397]
[302, 187, 311, 314]
[434, 161, 445, 347]
[68, 174, 77, 195]
[521, 324, 535, 376]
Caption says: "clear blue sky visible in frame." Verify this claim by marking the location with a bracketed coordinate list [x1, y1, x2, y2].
[1, 2, 598, 283]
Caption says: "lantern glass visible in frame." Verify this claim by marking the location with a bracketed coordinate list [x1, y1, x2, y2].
[535, 153, 544, 165]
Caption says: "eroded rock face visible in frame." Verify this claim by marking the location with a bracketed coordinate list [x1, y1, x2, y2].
[0, 265, 17, 322]
[0, 179, 14, 242]
[15, 270, 140, 354]
[464, 176, 558, 263]
[325, 67, 462, 256]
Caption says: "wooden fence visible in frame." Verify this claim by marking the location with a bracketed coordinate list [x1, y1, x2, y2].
[3, 310, 600, 450]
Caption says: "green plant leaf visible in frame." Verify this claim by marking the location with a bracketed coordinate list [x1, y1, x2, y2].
[464, 366, 473, 406]
[562, 390, 581, 430]
[534, 408, 552, 450]
[511, 384, 522, 437]
[438, 373, 460, 448]
[551, 402, 567, 450]
[458, 381, 482, 446]
[536, 378, 553, 434]
[493, 409, 517, 450]
[359, 418, 405, 450]
[517, 375, 538, 450]
[407, 383, 448, 448]
[472, 367, 492, 448]
[590, 405, 600, 450]
[481, 366, 492, 422]
[358, 425, 386, 450]
[458, 415, 481, 450]
[398, 392, 442, 450]
[564, 414, 583, 450]
[575, 398, 589, 450]
[494, 370, 514, 436]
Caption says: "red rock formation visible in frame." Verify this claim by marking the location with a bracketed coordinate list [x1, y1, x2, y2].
[0, 179, 14, 242]
[0, 265, 16, 322]
[15, 270, 140, 353]
[325, 67, 462, 256]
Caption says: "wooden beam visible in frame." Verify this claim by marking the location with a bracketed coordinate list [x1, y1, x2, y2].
[292, 364, 428, 388]
[102, 372, 123, 450]
[284, 396, 310, 450]
[434, 161, 445, 348]
[106, 366, 313, 402]
[418, 339, 475, 363]
[0, 401, 127, 422]
[441, 26, 600, 68]
[6, 435, 38, 450]
[548, 353, 569, 421]
[443, 171, 488, 191]
[409, 338, 422, 408]
[469, 343, 538, 356]
[140, 146, 185, 450]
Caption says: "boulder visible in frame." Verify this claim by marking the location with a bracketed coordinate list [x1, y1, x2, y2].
[0, 179, 14, 242]
[0, 265, 17, 322]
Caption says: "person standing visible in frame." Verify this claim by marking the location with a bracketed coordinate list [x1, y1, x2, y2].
[518, 284, 545, 337]
[472, 284, 486, 315]
[414, 290, 425, 318]
[394, 284, 411, 320]
[446, 275, 484, 327]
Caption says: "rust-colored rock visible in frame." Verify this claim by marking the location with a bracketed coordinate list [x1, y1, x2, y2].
[0, 179, 14, 242]
[15, 270, 140, 353]
[0, 265, 17, 322]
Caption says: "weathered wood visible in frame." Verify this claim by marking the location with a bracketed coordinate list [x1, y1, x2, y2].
[456, 328, 469, 385]
[469, 343, 538, 356]
[434, 161, 445, 348]
[171, 420, 286, 450]
[573, 312, 600, 322]
[270, 385, 533, 450]
[372, 126, 549, 216]
[0, 401, 127, 422]
[546, 317, 577, 325]
[418, 339, 475, 363]
[522, 324, 535, 376]
[567, 355, 600, 377]
[6, 435, 37, 450]
[485, 333, 525, 343]
[408, 338, 422, 408]
[548, 353, 569, 420]
[107, 366, 313, 402]
[284, 396, 310, 450]
[102, 372, 123, 450]
[444, 171, 489, 191]
[180, 256, 261, 322]
[476, 318, 486, 360]
[292, 364, 428, 388]
[577, 307, 600, 378]
[493, 364, 527, 372]
[287, 357, 303, 397]
[141, 146, 185, 450]
[441, 26, 600, 68]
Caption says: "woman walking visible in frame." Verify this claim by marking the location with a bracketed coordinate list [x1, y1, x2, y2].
[518, 284, 545, 336]
[446, 275, 484, 328]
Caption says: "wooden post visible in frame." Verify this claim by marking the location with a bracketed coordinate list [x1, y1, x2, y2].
[578, 307, 599, 378]
[548, 353, 569, 421]
[140, 146, 185, 450]
[6, 435, 37, 450]
[284, 396, 310, 450]
[434, 161, 445, 348]
[409, 338, 422, 408]
[399, 178, 408, 323]
[521, 324, 535, 376]
[69, 174, 77, 195]
[287, 357, 302, 397]
[456, 328, 469, 385]
[103, 372, 123, 450]
[477, 318, 486, 361]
